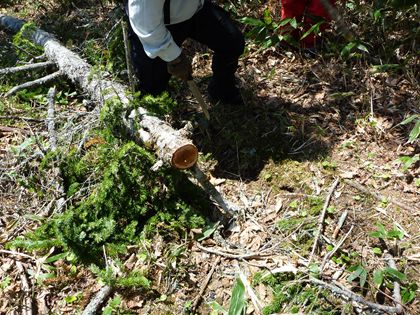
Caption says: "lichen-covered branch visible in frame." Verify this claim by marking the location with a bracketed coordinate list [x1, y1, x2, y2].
[0, 60, 54, 75]
[5, 70, 62, 97]
[0, 14, 198, 169]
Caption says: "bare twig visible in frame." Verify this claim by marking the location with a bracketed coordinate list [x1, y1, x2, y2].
[5, 71, 62, 97]
[0, 151, 44, 172]
[81, 285, 113, 315]
[320, 225, 354, 273]
[121, 16, 136, 93]
[309, 178, 340, 263]
[16, 261, 33, 315]
[384, 253, 404, 314]
[196, 243, 270, 260]
[310, 277, 403, 314]
[238, 269, 264, 315]
[191, 256, 221, 312]
[191, 165, 238, 219]
[344, 179, 418, 212]
[0, 249, 35, 260]
[11, 43, 38, 58]
[44, 86, 66, 215]
[332, 210, 348, 239]
[0, 116, 43, 123]
[46, 87, 58, 151]
[0, 61, 54, 75]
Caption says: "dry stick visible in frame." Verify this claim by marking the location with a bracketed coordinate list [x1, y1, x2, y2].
[238, 269, 264, 315]
[196, 243, 270, 260]
[320, 225, 354, 273]
[16, 261, 33, 315]
[191, 256, 221, 312]
[0, 116, 43, 123]
[45, 87, 66, 214]
[310, 277, 403, 314]
[384, 253, 404, 314]
[46, 87, 58, 150]
[81, 285, 113, 315]
[5, 71, 62, 97]
[332, 210, 348, 239]
[343, 179, 418, 213]
[191, 165, 237, 218]
[121, 18, 136, 93]
[309, 178, 340, 263]
[0, 249, 35, 260]
[0, 61, 54, 75]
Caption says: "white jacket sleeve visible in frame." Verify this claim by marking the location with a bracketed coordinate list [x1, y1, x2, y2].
[128, 0, 181, 62]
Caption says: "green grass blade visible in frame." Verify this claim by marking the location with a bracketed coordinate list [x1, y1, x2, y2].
[228, 278, 246, 315]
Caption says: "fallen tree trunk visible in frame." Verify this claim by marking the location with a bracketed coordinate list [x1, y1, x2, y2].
[0, 15, 198, 169]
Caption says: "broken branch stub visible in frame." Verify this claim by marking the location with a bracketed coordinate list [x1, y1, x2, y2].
[0, 14, 198, 169]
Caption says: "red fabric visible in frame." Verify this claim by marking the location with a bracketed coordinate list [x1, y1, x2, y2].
[280, 0, 336, 48]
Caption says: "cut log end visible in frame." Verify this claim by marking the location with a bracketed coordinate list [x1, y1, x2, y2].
[172, 144, 198, 169]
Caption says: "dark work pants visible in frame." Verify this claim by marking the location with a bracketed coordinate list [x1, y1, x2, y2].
[126, 1, 245, 96]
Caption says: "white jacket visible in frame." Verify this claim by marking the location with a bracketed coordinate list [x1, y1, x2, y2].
[128, 0, 205, 62]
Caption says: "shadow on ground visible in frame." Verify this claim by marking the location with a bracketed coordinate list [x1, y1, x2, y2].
[186, 81, 331, 182]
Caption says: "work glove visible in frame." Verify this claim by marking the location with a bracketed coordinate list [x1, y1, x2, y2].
[167, 52, 192, 81]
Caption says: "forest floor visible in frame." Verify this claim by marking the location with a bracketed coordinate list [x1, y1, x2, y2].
[0, 1, 419, 314]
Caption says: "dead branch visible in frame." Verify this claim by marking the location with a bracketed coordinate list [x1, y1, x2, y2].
[81, 285, 113, 315]
[0, 151, 43, 173]
[320, 225, 354, 273]
[196, 243, 270, 260]
[45, 86, 65, 214]
[0, 116, 43, 123]
[384, 253, 404, 314]
[343, 179, 418, 212]
[332, 210, 348, 239]
[0, 61, 54, 75]
[5, 71, 62, 97]
[16, 261, 33, 315]
[0, 14, 198, 170]
[191, 256, 221, 312]
[238, 269, 264, 315]
[0, 249, 35, 260]
[191, 165, 237, 218]
[121, 17, 136, 93]
[46, 87, 58, 151]
[309, 178, 340, 262]
[310, 277, 403, 314]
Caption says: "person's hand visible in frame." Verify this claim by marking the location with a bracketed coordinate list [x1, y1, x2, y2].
[167, 52, 192, 81]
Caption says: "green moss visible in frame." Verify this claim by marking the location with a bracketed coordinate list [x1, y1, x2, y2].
[12, 23, 43, 59]
[11, 131, 206, 264]
[137, 92, 179, 116]
[116, 271, 151, 288]
[277, 216, 305, 232]
[261, 274, 340, 314]
[307, 196, 324, 216]
[261, 160, 312, 192]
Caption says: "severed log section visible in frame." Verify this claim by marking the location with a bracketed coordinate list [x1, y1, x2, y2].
[0, 14, 198, 169]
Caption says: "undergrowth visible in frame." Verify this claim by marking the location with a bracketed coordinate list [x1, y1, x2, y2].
[7, 97, 206, 266]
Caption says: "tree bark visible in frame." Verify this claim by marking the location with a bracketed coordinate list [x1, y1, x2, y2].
[0, 60, 54, 75]
[0, 15, 198, 169]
